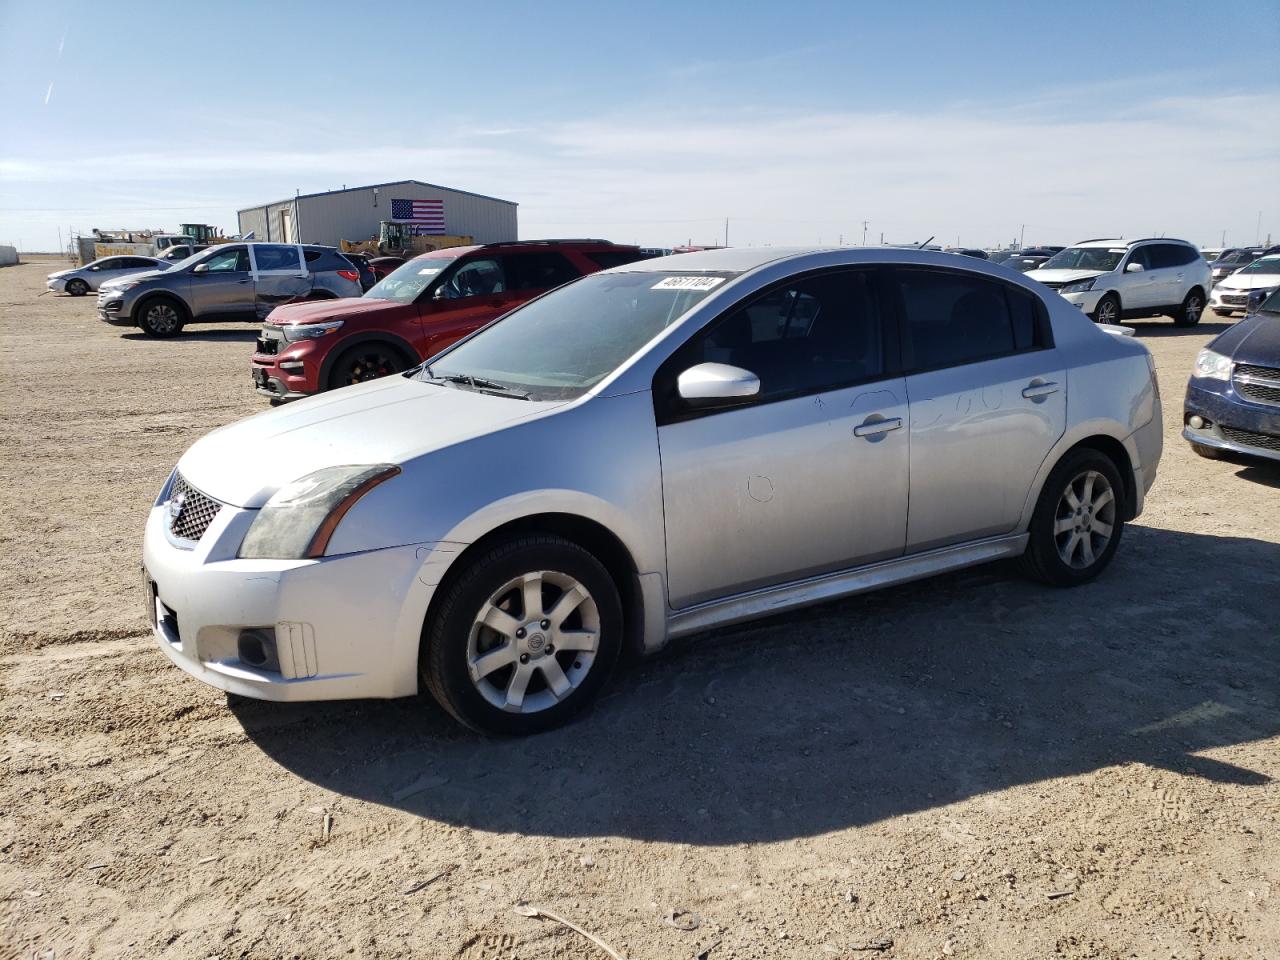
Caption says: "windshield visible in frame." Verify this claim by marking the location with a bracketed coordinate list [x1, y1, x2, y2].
[422, 271, 733, 401]
[1218, 249, 1260, 266]
[1259, 289, 1280, 314]
[1040, 247, 1125, 272]
[1239, 256, 1280, 275]
[365, 255, 455, 303]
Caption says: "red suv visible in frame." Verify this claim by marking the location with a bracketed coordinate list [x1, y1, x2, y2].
[251, 240, 652, 401]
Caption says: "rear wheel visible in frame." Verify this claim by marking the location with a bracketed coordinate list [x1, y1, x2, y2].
[1091, 293, 1120, 325]
[66, 278, 89, 297]
[138, 297, 185, 337]
[1020, 448, 1125, 587]
[421, 535, 623, 735]
[1174, 289, 1205, 327]
[327, 342, 406, 389]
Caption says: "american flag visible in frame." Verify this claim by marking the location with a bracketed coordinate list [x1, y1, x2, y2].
[390, 198, 445, 234]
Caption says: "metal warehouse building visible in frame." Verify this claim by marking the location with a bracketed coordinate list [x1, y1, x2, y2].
[236, 180, 518, 247]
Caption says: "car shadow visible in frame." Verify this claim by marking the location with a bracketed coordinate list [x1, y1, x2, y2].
[1235, 463, 1280, 486]
[1130, 319, 1233, 338]
[121, 327, 259, 343]
[236, 526, 1279, 845]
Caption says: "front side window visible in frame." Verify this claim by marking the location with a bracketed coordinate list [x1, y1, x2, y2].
[1041, 247, 1125, 272]
[1125, 247, 1152, 271]
[202, 247, 248, 273]
[424, 271, 729, 400]
[682, 271, 884, 401]
[438, 258, 506, 299]
[896, 269, 1041, 370]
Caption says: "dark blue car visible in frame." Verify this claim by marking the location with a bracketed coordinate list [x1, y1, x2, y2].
[1184, 288, 1280, 462]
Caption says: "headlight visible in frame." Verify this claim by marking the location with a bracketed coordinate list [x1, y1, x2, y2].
[238, 464, 401, 559]
[283, 320, 344, 342]
[1192, 348, 1232, 381]
[1060, 278, 1096, 293]
[114, 280, 144, 292]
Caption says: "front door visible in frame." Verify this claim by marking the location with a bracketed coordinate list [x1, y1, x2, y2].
[658, 269, 909, 608]
[1117, 246, 1158, 310]
[189, 246, 255, 320]
[418, 256, 512, 355]
[891, 267, 1067, 552]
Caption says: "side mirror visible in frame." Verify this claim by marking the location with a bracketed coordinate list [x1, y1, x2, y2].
[676, 362, 760, 408]
[192, 263, 209, 274]
[1125, 262, 1144, 273]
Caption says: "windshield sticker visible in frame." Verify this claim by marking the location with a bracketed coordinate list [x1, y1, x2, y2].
[1108, 249, 1126, 254]
[652, 276, 726, 291]
[417, 267, 444, 276]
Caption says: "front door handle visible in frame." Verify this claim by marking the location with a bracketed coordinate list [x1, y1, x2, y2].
[1022, 380, 1060, 400]
[854, 416, 903, 438]
[236, 279, 251, 284]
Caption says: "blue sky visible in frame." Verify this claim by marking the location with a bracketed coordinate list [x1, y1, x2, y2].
[2, 0, 1277, 250]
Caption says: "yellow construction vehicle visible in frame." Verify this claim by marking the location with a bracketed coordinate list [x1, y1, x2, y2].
[340, 221, 474, 257]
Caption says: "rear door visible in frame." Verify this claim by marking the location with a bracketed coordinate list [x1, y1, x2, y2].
[189, 245, 254, 320]
[249, 244, 309, 319]
[503, 251, 582, 306]
[1141, 243, 1183, 309]
[891, 267, 1066, 552]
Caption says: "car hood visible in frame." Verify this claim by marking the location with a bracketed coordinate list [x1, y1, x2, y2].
[1028, 268, 1105, 284]
[1217, 273, 1280, 292]
[48, 269, 74, 279]
[177, 375, 562, 508]
[1224, 313, 1280, 366]
[267, 297, 408, 324]
[105, 268, 171, 288]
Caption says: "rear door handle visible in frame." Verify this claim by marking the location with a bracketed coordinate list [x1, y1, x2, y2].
[1022, 380, 1059, 400]
[854, 416, 903, 438]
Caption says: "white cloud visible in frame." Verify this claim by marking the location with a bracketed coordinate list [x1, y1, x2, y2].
[2, 90, 1277, 249]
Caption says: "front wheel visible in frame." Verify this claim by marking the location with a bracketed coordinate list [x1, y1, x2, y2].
[1174, 289, 1205, 327]
[66, 278, 89, 297]
[1020, 448, 1125, 587]
[327, 343, 405, 390]
[422, 535, 623, 735]
[138, 297, 184, 337]
[1091, 293, 1120, 325]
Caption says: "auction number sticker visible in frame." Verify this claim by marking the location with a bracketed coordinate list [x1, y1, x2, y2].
[652, 276, 726, 291]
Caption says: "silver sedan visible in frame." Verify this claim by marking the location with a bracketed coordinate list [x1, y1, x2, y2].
[142, 247, 1163, 735]
[47, 255, 170, 296]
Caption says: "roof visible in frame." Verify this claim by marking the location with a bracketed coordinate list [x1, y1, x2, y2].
[611, 245, 1049, 277]
[238, 179, 518, 214]
[1076, 237, 1195, 248]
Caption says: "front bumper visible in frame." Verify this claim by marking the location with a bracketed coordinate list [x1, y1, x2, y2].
[142, 502, 436, 701]
[97, 290, 133, 325]
[1059, 288, 1105, 314]
[251, 334, 325, 401]
[1183, 377, 1280, 464]
[46, 278, 67, 294]
[1209, 289, 1251, 314]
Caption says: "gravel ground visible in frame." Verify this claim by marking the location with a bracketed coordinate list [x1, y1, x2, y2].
[2, 254, 1278, 960]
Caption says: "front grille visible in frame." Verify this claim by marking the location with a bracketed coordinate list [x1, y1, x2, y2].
[1221, 294, 1247, 305]
[1220, 426, 1280, 453]
[168, 473, 222, 542]
[256, 335, 279, 356]
[1234, 363, 1280, 406]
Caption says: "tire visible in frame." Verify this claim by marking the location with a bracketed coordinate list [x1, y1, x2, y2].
[327, 342, 406, 390]
[1212, 308, 1230, 318]
[137, 296, 185, 338]
[421, 535, 623, 735]
[66, 278, 89, 297]
[1174, 288, 1205, 327]
[1191, 442, 1224, 460]
[1019, 447, 1126, 587]
[1091, 293, 1120, 325]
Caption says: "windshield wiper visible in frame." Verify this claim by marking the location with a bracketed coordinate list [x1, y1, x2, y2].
[425, 372, 530, 400]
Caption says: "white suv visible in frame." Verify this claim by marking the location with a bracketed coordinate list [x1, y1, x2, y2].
[1029, 238, 1210, 327]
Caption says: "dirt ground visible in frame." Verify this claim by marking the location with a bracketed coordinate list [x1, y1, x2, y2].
[2, 253, 1278, 960]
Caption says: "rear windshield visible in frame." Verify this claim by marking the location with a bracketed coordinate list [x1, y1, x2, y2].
[422, 271, 733, 401]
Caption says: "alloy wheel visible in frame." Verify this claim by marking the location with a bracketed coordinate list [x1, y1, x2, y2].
[1053, 470, 1116, 569]
[466, 570, 600, 714]
[1096, 298, 1118, 324]
[344, 351, 396, 384]
[146, 303, 179, 334]
[1185, 293, 1203, 324]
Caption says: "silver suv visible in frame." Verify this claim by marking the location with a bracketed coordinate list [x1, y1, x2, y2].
[1028, 238, 1211, 327]
[97, 243, 362, 337]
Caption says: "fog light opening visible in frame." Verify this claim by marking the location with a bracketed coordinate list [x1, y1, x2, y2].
[1189, 415, 1205, 429]
[237, 628, 280, 672]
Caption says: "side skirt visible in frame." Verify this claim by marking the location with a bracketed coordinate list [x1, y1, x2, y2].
[666, 533, 1030, 640]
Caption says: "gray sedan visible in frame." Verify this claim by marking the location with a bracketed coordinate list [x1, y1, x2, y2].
[143, 247, 1163, 735]
[47, 256, 170, 296]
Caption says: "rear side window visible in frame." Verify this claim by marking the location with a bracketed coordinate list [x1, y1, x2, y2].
[1145, 244, 1178, 269]
[504, 252, 580, 291]
[585, 250, 655, 269]
[895, 269, 1043, 371]
[253, 244, 303, 273]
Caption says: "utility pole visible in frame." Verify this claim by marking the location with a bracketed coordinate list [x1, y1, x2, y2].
[838, 234, 843, 246]
[1221, 229, 1226, 247]
[862, 220, 869, 246]
[724, 218, 729, 247]
[1257, 210, 1263, 245]
[879, 231, 884, 244]
[1020, 224, 1026, 249]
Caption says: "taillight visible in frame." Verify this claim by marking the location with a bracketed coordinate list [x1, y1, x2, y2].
[337, 269, 359, 282]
